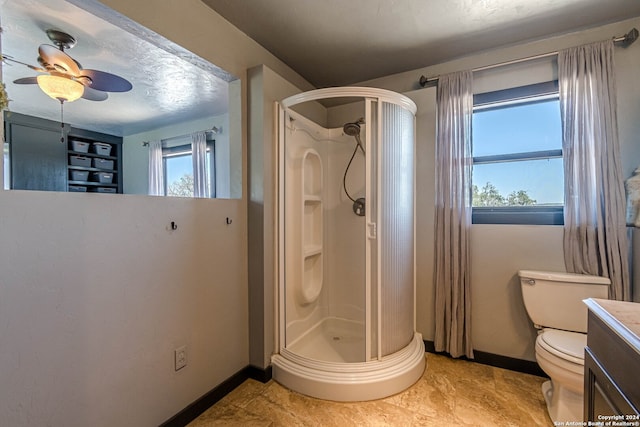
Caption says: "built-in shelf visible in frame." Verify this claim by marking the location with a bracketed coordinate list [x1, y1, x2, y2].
[67, 134, 122, 194]
[67, 150, 118, 161]
[68, 165, 118, 173]
[303, 245, 322, 258]
[300, 149, 323, 305]
[68, 181, 118, 188]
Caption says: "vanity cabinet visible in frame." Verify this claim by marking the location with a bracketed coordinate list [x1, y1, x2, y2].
[4, 112, 122, 193]
[584, 299, 640, 423]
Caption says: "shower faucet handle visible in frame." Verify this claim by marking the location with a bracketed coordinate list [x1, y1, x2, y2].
[367, 222, 377, 239]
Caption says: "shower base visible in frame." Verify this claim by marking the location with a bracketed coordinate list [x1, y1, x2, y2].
[272, 324, 425, 402]
[287, 317, 365, 363]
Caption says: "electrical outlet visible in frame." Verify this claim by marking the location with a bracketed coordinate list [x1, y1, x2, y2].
[175, 345, 187, 371]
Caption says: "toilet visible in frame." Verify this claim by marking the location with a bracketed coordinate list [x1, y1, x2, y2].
[518, 270, 610, 423]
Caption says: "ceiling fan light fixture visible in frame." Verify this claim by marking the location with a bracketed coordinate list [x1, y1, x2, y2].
[36, 74, 84, 102]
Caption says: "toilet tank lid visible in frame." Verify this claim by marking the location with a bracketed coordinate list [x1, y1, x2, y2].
[518, 270, 611, 285]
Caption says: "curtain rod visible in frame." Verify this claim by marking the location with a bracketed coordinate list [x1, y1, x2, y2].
[141, 126, 222, 146]
[418, 28, 639, 87]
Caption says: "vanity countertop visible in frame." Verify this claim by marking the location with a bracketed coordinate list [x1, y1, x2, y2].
[584, 298, 640, 355]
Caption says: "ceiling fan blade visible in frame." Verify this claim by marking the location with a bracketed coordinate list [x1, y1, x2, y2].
[13, 77, 38, 85]
[38, 44, 81, 76]
[2, 54, 46, 72]
[80, 69, 132, 92]
[27, 64, 47, 72]
[81, 86, 109, 102]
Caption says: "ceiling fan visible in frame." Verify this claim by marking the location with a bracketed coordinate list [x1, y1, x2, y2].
[6, 29, 132, 102]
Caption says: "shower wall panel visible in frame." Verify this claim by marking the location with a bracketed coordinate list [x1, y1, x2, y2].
[282, 115, 330, 346]
[324, 135, 366, 324]
[282, 109, 368, 349]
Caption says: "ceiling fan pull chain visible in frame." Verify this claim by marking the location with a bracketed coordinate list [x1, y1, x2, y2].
[59, 101, 65, 143]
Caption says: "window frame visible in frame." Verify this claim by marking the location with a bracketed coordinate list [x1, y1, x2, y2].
[472, 81, 564, 226]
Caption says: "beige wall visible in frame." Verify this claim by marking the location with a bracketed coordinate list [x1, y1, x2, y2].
[363, 17, 640, 361]
[405, 88, 438, 344]
[0, 1, 314, 426]
[0, 192, 247, 426]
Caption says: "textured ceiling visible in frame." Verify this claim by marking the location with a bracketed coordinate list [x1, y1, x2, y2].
[4, 0, 640, 137]
[1, 0, 234, 137]
[202, 0, 640, 87]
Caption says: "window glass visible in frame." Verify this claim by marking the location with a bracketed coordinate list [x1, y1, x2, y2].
[473, 101, 562, 157]
[473, 158, 563, 207]
[471, 85, 563, 224]
[165, 154, 194, 197]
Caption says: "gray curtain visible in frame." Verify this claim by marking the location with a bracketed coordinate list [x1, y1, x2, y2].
[559, 40, 631, 301]
[433, 70, 474, 358]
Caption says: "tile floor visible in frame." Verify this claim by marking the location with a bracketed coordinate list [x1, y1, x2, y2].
[188, 352, 552, 426]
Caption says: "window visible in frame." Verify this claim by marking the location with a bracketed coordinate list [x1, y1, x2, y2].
[472, 81, 563, 225]
[162, 141, 215, 198]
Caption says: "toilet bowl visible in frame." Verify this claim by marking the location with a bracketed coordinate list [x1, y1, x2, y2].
[518, 270, 610, 424]
[535, 328, 587, 421]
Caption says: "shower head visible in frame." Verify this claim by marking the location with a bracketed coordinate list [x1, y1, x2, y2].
[343, 118, 365, 136]
[343, 118, 366, 156]
[343, 122, 361, 136]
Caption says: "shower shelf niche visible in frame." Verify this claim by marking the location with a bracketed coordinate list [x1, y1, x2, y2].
[301, 149, 323, 304]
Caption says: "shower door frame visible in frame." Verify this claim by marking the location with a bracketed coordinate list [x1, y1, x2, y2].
[364, 97, 375, 362]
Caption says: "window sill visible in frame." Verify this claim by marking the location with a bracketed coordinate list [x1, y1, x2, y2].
[472, 206, 564, 225]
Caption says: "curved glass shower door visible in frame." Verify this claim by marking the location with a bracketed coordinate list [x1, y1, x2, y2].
[378, 100, 415, 356]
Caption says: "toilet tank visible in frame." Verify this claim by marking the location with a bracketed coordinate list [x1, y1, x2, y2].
[518, 270, 610, 333]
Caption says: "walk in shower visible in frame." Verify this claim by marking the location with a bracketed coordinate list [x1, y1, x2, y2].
[272, 87, 425, 401]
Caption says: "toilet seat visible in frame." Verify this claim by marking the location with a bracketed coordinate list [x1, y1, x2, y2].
[537, 328, 586, 366]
